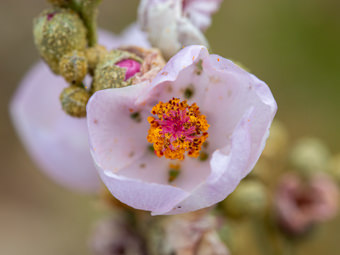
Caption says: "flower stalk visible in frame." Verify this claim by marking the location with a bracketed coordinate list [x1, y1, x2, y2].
[79, 0, 102, 47]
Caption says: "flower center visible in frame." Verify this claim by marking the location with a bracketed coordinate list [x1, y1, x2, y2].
[116, 59, 141, 80]
[147, 98, 209, 160]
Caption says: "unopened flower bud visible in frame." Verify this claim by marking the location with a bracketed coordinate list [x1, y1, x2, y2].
[290, 137, 330, 176]
[59, 50, 88, 85]
[222, 180, 268, 218]
[251, 157, 273, 184]
[138, 0, 219, 59]
[33, 8, 87, 73]
[92, 50, 142, 92]
[328, 154, 340, 184]
[147, 212, 229, 255]
[60, 85, 90, 117]
[90, 215, 144, 255]
[119, 46, 166, 84]
[275, 173, 339, 236]
[85, 44, 108, 74]
[262, 120, 289, 158]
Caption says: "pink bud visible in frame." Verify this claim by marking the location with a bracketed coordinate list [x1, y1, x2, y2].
[116, 59, 141, 80]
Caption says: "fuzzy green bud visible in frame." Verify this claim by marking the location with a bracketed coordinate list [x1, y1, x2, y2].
[60, 85, 90, 117]
[85, 44, 107, 74]
[262, 120, 289, 159]
[328, 154, 340, 184]
[59, 50, 88, 85]
[222, 180, 268, 218]
[33, 8, 87, 74]
[92, 50, 142, 92]
[290, 137, 330, 176]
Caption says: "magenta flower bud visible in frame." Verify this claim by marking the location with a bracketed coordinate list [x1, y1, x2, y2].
[116, 59, 141, 80]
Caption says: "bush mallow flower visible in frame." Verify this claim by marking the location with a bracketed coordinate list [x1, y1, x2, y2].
[138, 0, 223, 59]
[275, 173, 339, 235]
[10, 25, 150, 192]
[87, 45, 277, 215]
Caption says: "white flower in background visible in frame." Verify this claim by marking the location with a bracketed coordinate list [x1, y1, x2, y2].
[138, 0, 223, 59]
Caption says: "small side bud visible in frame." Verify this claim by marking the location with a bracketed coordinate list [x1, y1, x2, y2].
[328, 154, 340, 184]
[290, 137, 330, 176]
[262, 120, 289, 159]
[90, 215, 144, 255]
[33, 8, 87, 74]
[59, 50, 88, 85]
[222, 180, 268, 218]
[60, 85, 90, 117]
[147, 213, 229, 255]
[85, 44, 108, 74]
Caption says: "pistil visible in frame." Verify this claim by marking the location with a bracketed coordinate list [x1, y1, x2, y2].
[147, 98, 209, 160]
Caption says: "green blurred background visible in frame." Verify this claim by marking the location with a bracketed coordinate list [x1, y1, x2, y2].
[0, 0, 339, 254]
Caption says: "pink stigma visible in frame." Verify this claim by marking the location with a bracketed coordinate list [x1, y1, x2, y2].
[156, 109, 196, 148]
[116, 59, 141, 80]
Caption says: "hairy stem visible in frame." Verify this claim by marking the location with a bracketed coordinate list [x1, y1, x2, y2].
[68, 0, 81, 12]
[79, 0, 102, 47]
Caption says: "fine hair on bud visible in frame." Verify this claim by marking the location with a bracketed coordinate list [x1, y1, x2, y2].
[92, 50, 142, 92]
[60, 85, 90, 118]
[59, 50, 88, 85]
[33, 8, 87, 74]
[85, 45, 108, 74]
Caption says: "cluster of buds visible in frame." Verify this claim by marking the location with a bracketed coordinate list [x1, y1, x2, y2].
[33, 1, 165, 118]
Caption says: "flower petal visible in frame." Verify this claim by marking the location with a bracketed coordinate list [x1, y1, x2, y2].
[163, 109, 252, 214]
[99, 168, 189, 214]
[89, 45, 277, 214]
[138, 0, 209, 59]
[183, 0, 223, 31]
[146, 45, 276, 176]
[87, 83, 151, 172]
[144, 46, 276, 214]
[203, 53, 277, 173]
[88, 86, 191, 214]
[10, 62, 101, 192]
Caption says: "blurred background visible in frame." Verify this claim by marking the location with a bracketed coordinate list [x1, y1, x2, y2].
[1, 0, 339, 254]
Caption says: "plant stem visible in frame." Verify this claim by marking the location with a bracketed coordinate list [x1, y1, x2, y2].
[281, 235, 297, 255]
[68, 0, 81, 12]
[251, 217, 275, 255]
[79, 0, 102, 47]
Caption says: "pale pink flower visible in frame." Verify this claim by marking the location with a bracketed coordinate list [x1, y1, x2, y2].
[138, 0, 223, 59]
[275, 173, 339, 235]
[10, 25, 150, 192]
[87, 45, 277, 214]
